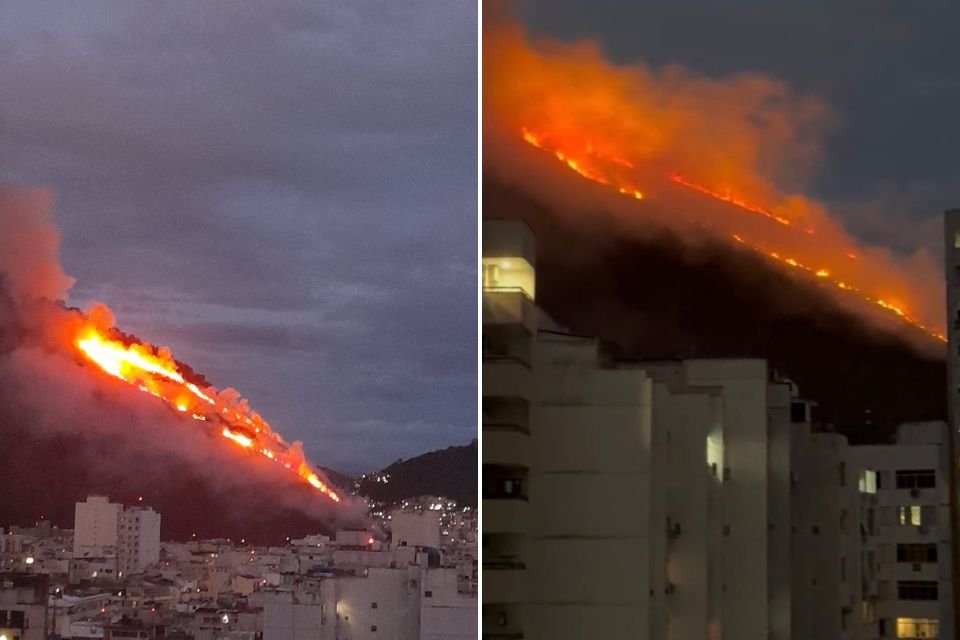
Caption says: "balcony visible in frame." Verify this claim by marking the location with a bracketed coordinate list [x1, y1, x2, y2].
[483, 359, 532, 400]
[483, 291, 536, 332]
[482, 499, 528, 534]
[483, 427, 530, 467]
[482, 565, 526, 604]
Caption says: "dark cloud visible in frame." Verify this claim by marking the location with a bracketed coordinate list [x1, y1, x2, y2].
[517, 0, 960, 259]
[0, 2, 476, 474]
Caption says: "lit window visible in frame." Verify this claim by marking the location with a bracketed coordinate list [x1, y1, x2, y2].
[859, 470, 877, 494]
[897, 617, 939, 637]
[898, 506, 922, 526]
[481, 258, 535, 300]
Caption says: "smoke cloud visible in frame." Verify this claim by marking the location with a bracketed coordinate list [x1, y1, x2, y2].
[0, 187, 366, 538]
[483, 14, 945, 343]
[0, 187, 74, 303]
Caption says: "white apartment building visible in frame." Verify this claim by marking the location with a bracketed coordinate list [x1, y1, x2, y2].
[420, 568, 478, 640]
[118, 507, 161, 575]
[0, 573, 48, 640]
[391, 511, 441, 550]
[73, 497, 160, 576]
[482, 218, 955, 640]
[482, 219, 536, 639]
[846, 422, 953, 639]
[73, 496, 121, 559]
[260, 564, 474, 640]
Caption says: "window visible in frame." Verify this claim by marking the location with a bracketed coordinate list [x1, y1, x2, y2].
[898, 506, 922, 527]
[371, 602, 377, 609]
[896, 470, 936, 490]
[482, 467, 525, 500]
[790, 401, 807, 423]
[860, 599, 876, 624]
[371, 626, 377, 632]
[481, 257, 535, 300]
[424, 590, 433, 598]
[896, 617, 939, 638]
[897, 544, 938, 564]
[897, 581, 938, 601]
[859, 469, 877, 494]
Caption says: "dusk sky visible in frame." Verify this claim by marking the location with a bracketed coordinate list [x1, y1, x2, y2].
[519, 0, 960, 261]
[0, 3, 477, 474]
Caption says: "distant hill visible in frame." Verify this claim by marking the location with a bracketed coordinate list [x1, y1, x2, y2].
[355, 440, 477, 507]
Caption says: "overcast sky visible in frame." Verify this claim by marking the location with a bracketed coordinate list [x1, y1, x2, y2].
[519, 0, 960, 259]
[0, 3, 477, 474]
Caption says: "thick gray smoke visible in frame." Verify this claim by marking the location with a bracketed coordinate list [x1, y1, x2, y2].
[0, 186, 366, 535]
[0, 187, 74, 303]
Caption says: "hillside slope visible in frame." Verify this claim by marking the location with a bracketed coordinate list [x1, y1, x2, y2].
[485, 178, 946, 444]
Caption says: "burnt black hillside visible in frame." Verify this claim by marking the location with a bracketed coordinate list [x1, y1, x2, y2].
[485, 178, 946, 444]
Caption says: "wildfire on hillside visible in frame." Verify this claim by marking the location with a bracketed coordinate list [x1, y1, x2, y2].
[74, 323, 341, 503]
[517, 125, 944, 342]
[484, 18, 944, 345]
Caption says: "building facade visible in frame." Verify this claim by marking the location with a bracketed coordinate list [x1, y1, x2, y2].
[481, 218, 956, 640]
[482, 219, 536, 639]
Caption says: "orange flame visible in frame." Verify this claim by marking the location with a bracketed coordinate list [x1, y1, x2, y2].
[518, 126, 945, 343]
[76, 326, 341, 503]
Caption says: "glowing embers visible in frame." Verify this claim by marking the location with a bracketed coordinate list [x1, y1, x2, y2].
[729, 235, 945, 342]
[521, 127, 643, 200]
[669, 173, 799, 229]
[222, 427, 253, 448]
[75, 327, 341, 503]
[517, 126, 943, 343]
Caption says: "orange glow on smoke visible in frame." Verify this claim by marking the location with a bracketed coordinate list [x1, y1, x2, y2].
[518, 126, 945, 343]
[485, 20, 945, 347]
[76, 327, 341, 503]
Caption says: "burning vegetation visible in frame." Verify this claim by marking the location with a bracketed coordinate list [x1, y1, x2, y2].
[0, 186, 349, 539]
[484, 16, 944, 345]
[74, 325, 341, 503]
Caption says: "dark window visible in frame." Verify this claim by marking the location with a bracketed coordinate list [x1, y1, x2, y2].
[371, 602, 377, 609]
[424, 590, 433, 598]
[812, 526, 820, 535]
[9, 610, 24, 627]
[896, 470, 936, 489]
[371, 626, 377, 632]
[897, 580, 938, 601]
[790, 401, 807, 423]
[878, 619, 887, 636]
[897, 544, 938, 564]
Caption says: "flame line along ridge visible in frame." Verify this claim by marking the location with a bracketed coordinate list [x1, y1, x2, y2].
[518, 125, 945, 343]
[75, 327, 341, 503]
